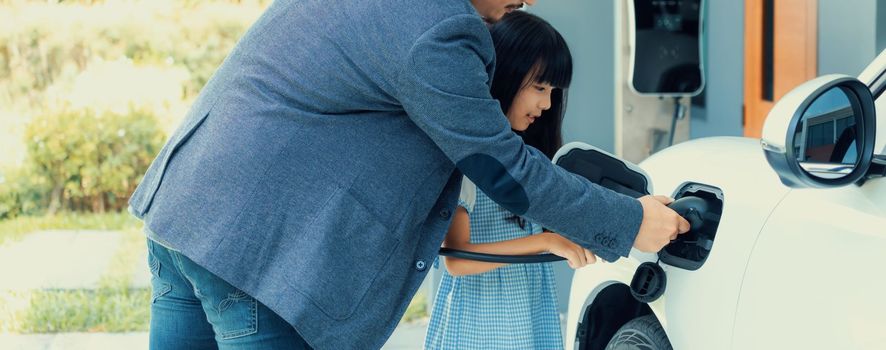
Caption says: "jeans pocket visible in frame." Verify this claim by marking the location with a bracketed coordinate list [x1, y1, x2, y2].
[147, 242, 172, 303]
[197, 284, 258, 340]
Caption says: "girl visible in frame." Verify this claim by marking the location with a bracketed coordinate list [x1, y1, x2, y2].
[424, 11, 594, 350]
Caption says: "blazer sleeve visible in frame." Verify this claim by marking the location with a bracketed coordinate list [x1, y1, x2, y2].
[396, 14, 643, 262]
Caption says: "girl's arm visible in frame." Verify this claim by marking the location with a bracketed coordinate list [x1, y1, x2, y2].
[442, 207, 596, 276]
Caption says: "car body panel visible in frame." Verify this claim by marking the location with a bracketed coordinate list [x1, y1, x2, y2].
[643, 137, 793, 350]
[732, 179, 886, 349]
[566, 139, 886, 350]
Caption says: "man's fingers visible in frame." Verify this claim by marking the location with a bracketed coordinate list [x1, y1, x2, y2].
[654, 195, 674, 205]
[677, 216, 691, 233]
[636, 195, 694, 253]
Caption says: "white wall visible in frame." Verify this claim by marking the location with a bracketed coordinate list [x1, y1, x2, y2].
[819, 0, 881, 76]
[530, 0, 619, 153]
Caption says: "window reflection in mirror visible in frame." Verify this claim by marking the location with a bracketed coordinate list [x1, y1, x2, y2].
[792, 87, 859, 179]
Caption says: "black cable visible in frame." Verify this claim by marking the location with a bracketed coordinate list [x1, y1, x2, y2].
[668, 96, 686, 146]
[438, 248, 564, 264]
[437, 197, 707, 264]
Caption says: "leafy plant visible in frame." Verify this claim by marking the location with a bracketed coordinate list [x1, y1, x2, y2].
[24, 108, 165, 214]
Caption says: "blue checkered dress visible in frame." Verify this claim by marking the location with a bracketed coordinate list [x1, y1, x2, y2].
[425, 182, 563, 350]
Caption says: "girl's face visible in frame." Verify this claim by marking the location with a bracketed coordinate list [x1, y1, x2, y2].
[506, 73, 555, 132]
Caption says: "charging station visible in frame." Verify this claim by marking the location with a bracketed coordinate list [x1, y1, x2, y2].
[619, 0, 705, 162]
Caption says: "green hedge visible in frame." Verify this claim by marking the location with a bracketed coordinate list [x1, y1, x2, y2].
[0, 167, 48, 220]
[24, 108, 165, 214]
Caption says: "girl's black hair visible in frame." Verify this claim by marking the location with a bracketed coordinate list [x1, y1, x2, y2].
[489, 11, 573, 160]
[490, 11, 574, 230]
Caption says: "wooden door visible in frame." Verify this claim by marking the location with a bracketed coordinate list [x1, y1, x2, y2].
[744, 0, 818, 138]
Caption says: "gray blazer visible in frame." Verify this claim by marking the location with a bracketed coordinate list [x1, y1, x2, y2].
[129, 0, 642, 348]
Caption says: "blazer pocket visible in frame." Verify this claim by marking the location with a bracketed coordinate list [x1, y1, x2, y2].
[291, 186, 401, 320]
[129, 99, 216, 218]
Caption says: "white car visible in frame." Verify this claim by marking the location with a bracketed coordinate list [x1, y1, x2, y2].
[559, 50, 886, 350]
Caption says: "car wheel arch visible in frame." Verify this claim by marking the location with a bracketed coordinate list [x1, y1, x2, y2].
[575, 282, 662, 350]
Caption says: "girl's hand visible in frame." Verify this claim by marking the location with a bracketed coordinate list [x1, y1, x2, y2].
[541, 231, 597, 269]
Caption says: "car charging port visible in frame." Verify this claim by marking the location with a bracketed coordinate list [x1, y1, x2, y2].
[658, 182, 724, 270]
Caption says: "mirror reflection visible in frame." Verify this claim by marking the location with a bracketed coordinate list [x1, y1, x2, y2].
[792, 87, 860, 179]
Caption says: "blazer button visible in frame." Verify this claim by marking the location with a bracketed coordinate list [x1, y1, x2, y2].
[439, 209, 451, 219]
[415, 260, 427, 272]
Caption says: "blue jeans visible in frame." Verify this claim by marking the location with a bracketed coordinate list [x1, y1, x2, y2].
[147, 239, 312, 350]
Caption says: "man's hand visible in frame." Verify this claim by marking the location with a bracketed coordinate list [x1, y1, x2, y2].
[634, 195, 691, 252]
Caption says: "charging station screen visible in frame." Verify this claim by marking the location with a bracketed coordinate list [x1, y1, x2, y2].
[631, 0, 703, 95]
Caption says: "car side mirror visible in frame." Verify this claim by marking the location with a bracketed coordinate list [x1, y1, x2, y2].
[761, 75, 877, 188]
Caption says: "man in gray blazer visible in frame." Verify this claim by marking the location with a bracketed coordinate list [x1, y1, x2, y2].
[130, 0, 689, 348]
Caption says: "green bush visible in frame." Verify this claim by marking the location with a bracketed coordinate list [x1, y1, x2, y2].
[0, 167, 49, 220]
[23, 108, 165, 214]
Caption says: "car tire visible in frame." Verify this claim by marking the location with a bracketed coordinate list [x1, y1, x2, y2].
[605, 315, 672, 350]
